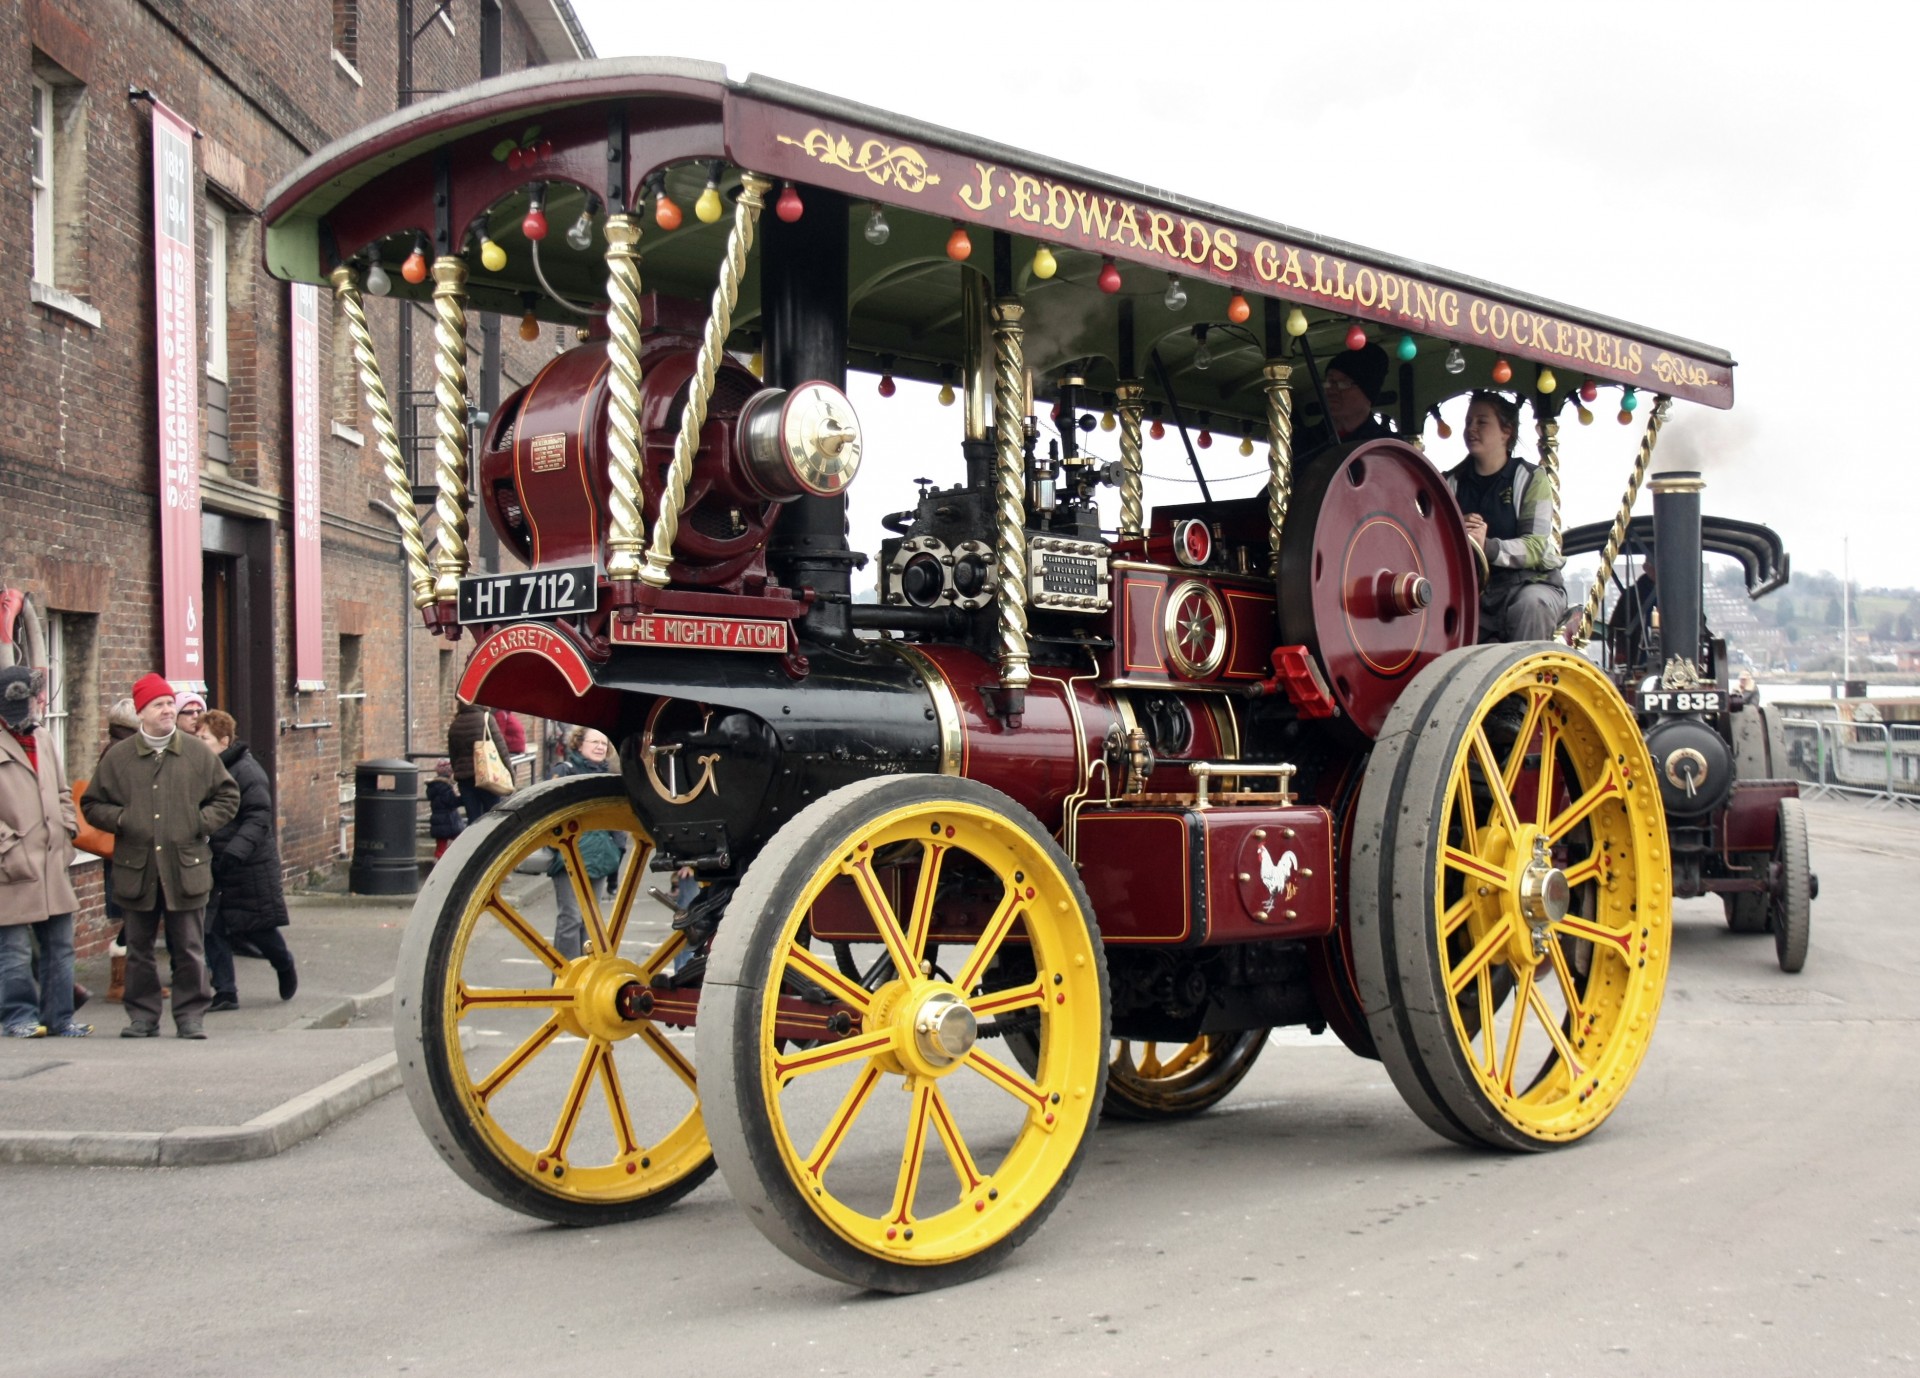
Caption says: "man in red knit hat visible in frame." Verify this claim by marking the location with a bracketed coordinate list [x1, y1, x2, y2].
[82, 674, 239, 1038]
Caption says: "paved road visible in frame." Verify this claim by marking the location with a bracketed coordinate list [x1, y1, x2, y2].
[7, 799, 1915, 1377]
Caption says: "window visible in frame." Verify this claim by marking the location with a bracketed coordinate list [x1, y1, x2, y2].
[338, 634, 364, 773]
[205, 197, 233, 467]
[332, 0, 359, 66]
[30, 76, 54, 286]
[42, 612, 98, 782]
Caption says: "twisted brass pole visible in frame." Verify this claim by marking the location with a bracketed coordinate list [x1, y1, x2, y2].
[601, 212, 647, 588]
[1262, 361, 1296, 571]
[428, 256, 472, 606]
[330, 265, 435, 609]
[991, 297, 1031, 702]
[641, 173, 770, 588]
[1114, 380, 1146, 541]
[1537, 410, 1564, 563]
[1575, 395, 1672, 647]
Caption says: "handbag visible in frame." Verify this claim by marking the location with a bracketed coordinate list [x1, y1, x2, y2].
[473, 714, 515, 796]
[71, 780, 114, 858]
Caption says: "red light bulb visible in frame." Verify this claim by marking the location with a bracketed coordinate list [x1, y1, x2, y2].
[1226, 293, 1251, 324]
[1197, 429, 1213, 450]
[1149, 419, 1166, 440]
[775, 183, 804, 223]
[401, 249, 428, 285]
[1491, 358, 1513, 384]
[654, 194, 682, 231]
[522, 207, 548, 241]
[1436, 419, 1453, 440]
[946, 225, 972, 261]
[1579, 379, 1598, 403]
[1098, 260, 1122, 294]
[877, 374, 896, 399]
[1345, 324, 1367, 351]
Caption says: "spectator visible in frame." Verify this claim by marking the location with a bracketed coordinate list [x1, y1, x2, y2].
[495, 709, 527, 757]
[0, 666, 88, 1038]
[447, 700, 511, 825]
[174, 690, 207, 741]
[82, 673, 239, 1040]
[426, 759, 464, 859]
[99, 697, 140, 1003]
[545, 728, 626, 961]
[195, 710, 297, 1010]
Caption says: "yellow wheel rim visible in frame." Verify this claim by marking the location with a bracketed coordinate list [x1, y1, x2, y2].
[435, 788, 709, 1203]
[753, 798, 1104, 1266]
[1434, 653, 1668, 1141]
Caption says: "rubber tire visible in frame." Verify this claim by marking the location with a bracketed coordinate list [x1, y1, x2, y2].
[701, 775, 1109, 1293]
[394, 773, 715, 1226]
[1771, 797, 1812, 973]
[1103, 1030, 1268, 1121]
[1723, 881, 1770, 934]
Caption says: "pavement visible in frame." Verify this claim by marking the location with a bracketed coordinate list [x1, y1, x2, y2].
[0, 888, 417, 1167]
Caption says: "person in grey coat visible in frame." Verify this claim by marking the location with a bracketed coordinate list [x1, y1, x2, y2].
[0, 666, 87, 1037]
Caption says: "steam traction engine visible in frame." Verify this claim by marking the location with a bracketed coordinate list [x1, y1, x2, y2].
[261, 62, 1722, 1291]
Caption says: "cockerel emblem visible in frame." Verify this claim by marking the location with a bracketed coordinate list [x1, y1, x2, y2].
[1255, 843, 1299, 918]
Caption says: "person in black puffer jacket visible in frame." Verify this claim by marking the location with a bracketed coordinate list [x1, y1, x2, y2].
[196, 711, 297, 1009]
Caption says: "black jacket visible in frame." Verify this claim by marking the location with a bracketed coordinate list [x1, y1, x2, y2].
[426, 778, 465, 839]
[207, 742, 290, 934]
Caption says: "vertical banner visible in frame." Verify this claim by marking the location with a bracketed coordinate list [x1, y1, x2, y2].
[151, 99, 203, 690]
[290, 282, 325, 691]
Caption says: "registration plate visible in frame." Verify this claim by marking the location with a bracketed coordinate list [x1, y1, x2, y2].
[1639, 689, 1723, 714]
[458, 564, 598, 623]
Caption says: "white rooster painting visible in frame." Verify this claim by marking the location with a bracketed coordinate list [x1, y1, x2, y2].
[1256, 844, 1299, 916]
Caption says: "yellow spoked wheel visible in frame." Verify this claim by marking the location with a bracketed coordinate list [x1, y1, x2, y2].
[1350, 644, 1671, 1150]
[1104, 1032, 1268, 1121]
[703, 776, 1109, 1292]
[394, 774, 713, 1224]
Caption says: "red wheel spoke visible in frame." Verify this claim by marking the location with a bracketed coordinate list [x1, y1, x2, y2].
[887, 1081, 936, 1225]
[638, 1024, 698, 1094]
[902, 840, 949, 969]
[1561, 849, 1604, 889]
[962, 1047, 1048, 1111]
[1472, 730, 1522, 838]
[1502, 688, 1552, 793]
[1447, 915, 1517, 997]
[1498, 964, 1536, 1092]
[803, 1063, 884, 1181]
[602, 841, 651, 953]
[844, 853, 919, 979]
[1526, 979, 1585, 1079]
[1547, 942, 1587, 1031]
[1452, 771, 1480, 856]
[772, 1030, 895, 1081]
[1551, 914, 1635, 958]
[955, 890, 1023, 992]
[538, 1036, 603, 1161]
[1443, 845, 1509, 888]
[1533, 717, 1560, 829]
[784, 943, 873, 1013]
[636, 930, 689, 985]
[457, 984, 575, 1015]
[969, 979, 1044, 1017]
[1546, 769, 1622, 841]
[485, 895, 564, 972]
[472, 1016, 562, 1103]
[596, 1040, 641, 1156]
[927, 1084, 985, 1194]
[1441, 895, 1476, 941]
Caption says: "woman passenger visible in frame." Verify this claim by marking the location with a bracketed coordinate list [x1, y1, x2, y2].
[1445, 391, 1566, 642]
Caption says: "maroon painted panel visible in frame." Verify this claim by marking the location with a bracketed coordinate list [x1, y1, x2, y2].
[1076, 811, 1196, 944]
[1722, 780, 1796, 852]
[724, 98, 1733, 408]
[1199, 805, 1337, 942]
[1101, 567, 1273, 688]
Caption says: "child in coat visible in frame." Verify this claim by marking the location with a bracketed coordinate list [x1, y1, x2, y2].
[426, 760, 465, 859]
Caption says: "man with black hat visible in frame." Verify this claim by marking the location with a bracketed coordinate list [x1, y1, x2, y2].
[82, 673, 238, 1039]
[1317, 342, 1395, 450]
[0, 665, 89, 1037]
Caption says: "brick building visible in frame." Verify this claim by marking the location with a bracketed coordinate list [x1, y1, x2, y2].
[2, 0, 590, 952]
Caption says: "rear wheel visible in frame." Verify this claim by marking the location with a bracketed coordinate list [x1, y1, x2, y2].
[1104, 1031, 1268, 1121]
[1351, 644, 1671, 1150]
[703, 776, 1108, 1292]
[1771, 797, 1811, 973]
[394, 774, 712, 1225]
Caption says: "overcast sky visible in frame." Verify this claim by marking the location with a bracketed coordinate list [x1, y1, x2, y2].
[570, 0, 1918, 589]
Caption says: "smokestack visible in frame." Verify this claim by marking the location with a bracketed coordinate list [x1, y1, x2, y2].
[1650, 471, 1705, 677]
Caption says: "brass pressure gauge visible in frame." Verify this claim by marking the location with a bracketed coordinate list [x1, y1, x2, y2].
[736, 381, 863, 502]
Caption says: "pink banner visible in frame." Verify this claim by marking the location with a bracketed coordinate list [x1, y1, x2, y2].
[151, 99, 203, 690]
[290, 282, 324, 691]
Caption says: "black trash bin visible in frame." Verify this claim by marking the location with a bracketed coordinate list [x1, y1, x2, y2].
[350, 758, 421, 896]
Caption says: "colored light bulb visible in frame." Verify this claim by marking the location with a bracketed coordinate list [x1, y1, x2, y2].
[775, 183, 804, 223]
[1164, 275, 1188, 311]
[522, 207, 548, 241]
[1197, 428, 1213, 450]
[1227, 293, 1250, 324]
[1345, 323, 1367, 351]
[401, 249, 429, 284]
[878, 374, 896, 399]
[1444, 345, 1466, 375]
[1617, 408, 1633, 425]
[1150, 419, 1166, 440]
[694, 182, 723, 224]
[1621, 387, 1639, 413]
[1100, 410, 1116, 432]
[1579, 378, 1598, 402]
[748, 351, 763, 378]
[1098, 260, 1122, 293]
[1436, 418, 1453, 440]
[938, 382, 956, 406]
[1537, 366, 1558, 394]
[1577, 404, 1595, 425]
[479, 237, 508, 272]
[946, 224, 972, 261]
[1239, 435, 1255, 457]
[1491, 358, 1513, 384]
[1285, 306, 1309, 337]
[518, 309, 539, 342]
[654, 193, 683, 231]
[1032, 245, 1057, 279]
[864, 204, 890, 245]
[364, 261, 391, 296]
[1396, 333, 1418, 362]
[566, 211, 593, 251]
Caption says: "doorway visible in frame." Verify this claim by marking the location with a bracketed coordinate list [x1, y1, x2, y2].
[199, 510, 277, 788]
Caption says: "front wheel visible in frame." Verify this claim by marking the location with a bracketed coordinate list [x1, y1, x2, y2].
[1771, 797, 1811, 973]
[1351, 644, 1672, 1151]
[702, 776, 1109, 1292]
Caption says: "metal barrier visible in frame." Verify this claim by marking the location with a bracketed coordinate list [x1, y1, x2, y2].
[1779, 715, 1920, 809]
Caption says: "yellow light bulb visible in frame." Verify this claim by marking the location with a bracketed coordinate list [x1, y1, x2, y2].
[1285, 306, 1309, 337]
[938, 383, 956, 406]
[1537, 366, 1558, 394]
[1239, 436, 1255, 457]
[1100, 410, 1116, 432]
[1577, 405, 1594, 426]
[694, 183, 724, 224]
[748, 351, 764, 378]
[479, 238, 507, 272]
[1032, 245, 1057, 280]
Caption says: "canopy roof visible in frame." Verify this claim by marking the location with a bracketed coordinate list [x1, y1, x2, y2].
[263, 59, 1735, 433]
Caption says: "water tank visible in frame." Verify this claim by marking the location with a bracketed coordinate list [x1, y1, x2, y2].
[349, 759, 421, 895]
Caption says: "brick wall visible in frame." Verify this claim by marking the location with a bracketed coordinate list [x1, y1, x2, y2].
[2, 0, 577, 952]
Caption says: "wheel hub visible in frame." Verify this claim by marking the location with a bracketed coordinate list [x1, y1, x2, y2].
[1516, 834, 1569, 958]
[556, 956, 651, 1043]
[912, 991, 978, 1067]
